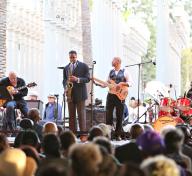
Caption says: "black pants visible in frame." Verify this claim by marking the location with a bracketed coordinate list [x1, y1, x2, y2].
[106, 93, 124, 134]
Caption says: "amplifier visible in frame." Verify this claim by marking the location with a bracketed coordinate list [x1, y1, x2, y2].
[26, 100, 44, 117]
[86, 107, 106, 129]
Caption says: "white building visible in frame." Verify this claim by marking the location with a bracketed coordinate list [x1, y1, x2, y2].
[91, 0, 150, 104]
[156, 1, 190, 98]
[5, 0, 150, 107]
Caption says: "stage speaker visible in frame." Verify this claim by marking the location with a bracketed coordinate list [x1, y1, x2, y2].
[86, 106, 106, 129]
[26, 100, 44, 117]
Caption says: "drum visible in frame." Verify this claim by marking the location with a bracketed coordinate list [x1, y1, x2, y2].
[177, 97, 191, 111]
[160, 97, 176, 113]
[153, 116, 178, 132]
[182, 108, 192, 116]
[181, 108, 192, 124]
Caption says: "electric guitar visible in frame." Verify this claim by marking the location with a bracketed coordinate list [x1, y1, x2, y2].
[93, 77, 128, 101]
[0, 82, 37, 107]
[7, 82, 37, 99]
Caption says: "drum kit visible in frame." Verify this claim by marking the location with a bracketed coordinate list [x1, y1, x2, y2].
[145, 81, 192, 132]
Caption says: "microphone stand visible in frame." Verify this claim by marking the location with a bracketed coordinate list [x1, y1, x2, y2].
[54, 94, 59, 124]
[57, 66, 66, 130]
[63, 93, 66, 130]
[126, 60, 155, 119]
[133, 102, 156, 123]
[90, 61, 96, 128]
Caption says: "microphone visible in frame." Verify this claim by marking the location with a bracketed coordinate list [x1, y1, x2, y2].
[57, 67, 65, 69]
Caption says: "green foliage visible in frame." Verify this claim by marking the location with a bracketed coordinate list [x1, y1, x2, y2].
[181, 48, 192, 94]
[122, 0, 156, 87]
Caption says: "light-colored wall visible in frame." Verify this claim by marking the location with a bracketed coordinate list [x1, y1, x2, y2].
[156, 1, 190, 98]
[5, 0, 150, 108]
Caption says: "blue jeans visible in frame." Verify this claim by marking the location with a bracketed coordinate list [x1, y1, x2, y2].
[4, 100, 28, 130]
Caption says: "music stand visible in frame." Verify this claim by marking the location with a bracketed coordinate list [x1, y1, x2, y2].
[0, 86, 12, 106]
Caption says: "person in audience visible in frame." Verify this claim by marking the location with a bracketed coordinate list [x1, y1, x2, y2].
[28, 108, 43, 141]
[57, 125, 64, 136]
[163, 128, 192, 171]
[136, 130, 165, 159]
[93, 136, 113, 154]
[141, 155, 180, 176]
[0, 148, 27, 176]
[15, 130, 40, 151]
[115, 123, 143, 164]
[176, 125, 192, 164]
[36, 158, 68, 176]
[97, 146, 118, 176]
[24, 157, 37, 176]
[87, 126, 104, 141]
[42, 134, 61, 159]
[0, 133, 9, 153]
[69, 143, 102, 176]
[60, 131, 76, 157]
[120, 162, 145, 176]
[43, 94, 62, 121]
[19, 118, 34, 130]
[129, 123, 144, 141]
[42, 121, 58, 136]
[22, 130, 40, 147]
[20, 145, 40, 165]
[97, 123, 112, 139]
[28, 91, 38, 100]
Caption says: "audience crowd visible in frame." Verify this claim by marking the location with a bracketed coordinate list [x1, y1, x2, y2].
[0, 108, 192, 176]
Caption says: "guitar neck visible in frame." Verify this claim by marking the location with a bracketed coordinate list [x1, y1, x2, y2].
[16, 85, 27, 91]
[93, 78, 110, 87]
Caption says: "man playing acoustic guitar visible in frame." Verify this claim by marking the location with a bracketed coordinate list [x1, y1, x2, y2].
[0, 71, 29, 130]
[94, 57, 132, 140]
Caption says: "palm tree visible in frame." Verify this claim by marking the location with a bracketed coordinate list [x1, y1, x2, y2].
[81, 0, 93, 104]
[0, 0, 7, 77]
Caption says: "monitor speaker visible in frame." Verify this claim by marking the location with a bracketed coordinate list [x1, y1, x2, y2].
[26, 100, 43, 116]
[86, 107, 106, 129]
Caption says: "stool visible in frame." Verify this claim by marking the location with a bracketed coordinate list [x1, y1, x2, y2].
[1, 108, 19, 130]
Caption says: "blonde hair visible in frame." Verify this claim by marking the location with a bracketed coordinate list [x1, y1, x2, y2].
[0, 148, 26, 176]
[141, 155, 180, 176]
[69, 143, 102, 176]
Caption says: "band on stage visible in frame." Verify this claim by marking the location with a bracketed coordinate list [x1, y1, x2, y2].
[1, 51, 192, 139]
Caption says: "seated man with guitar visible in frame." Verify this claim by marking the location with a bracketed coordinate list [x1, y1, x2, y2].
[94, 57, 132, 140]
[0, 71, 35, 130]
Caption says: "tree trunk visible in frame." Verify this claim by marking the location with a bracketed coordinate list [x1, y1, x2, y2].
[81, 0, 93, 105]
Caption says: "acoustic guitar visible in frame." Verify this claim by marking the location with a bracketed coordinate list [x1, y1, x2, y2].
[93, 77, 128, 101]
[0, 82, 37, 107]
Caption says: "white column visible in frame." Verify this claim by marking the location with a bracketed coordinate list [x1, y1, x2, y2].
[156, 0, 170, 84]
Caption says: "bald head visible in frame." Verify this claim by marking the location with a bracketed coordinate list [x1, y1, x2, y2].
[8, 71, 17, 86]
[112, 57, 121, 69]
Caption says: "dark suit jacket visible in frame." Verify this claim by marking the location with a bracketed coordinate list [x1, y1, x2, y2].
[63, 60, 90, 103]
[0, 77, 28, 101]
